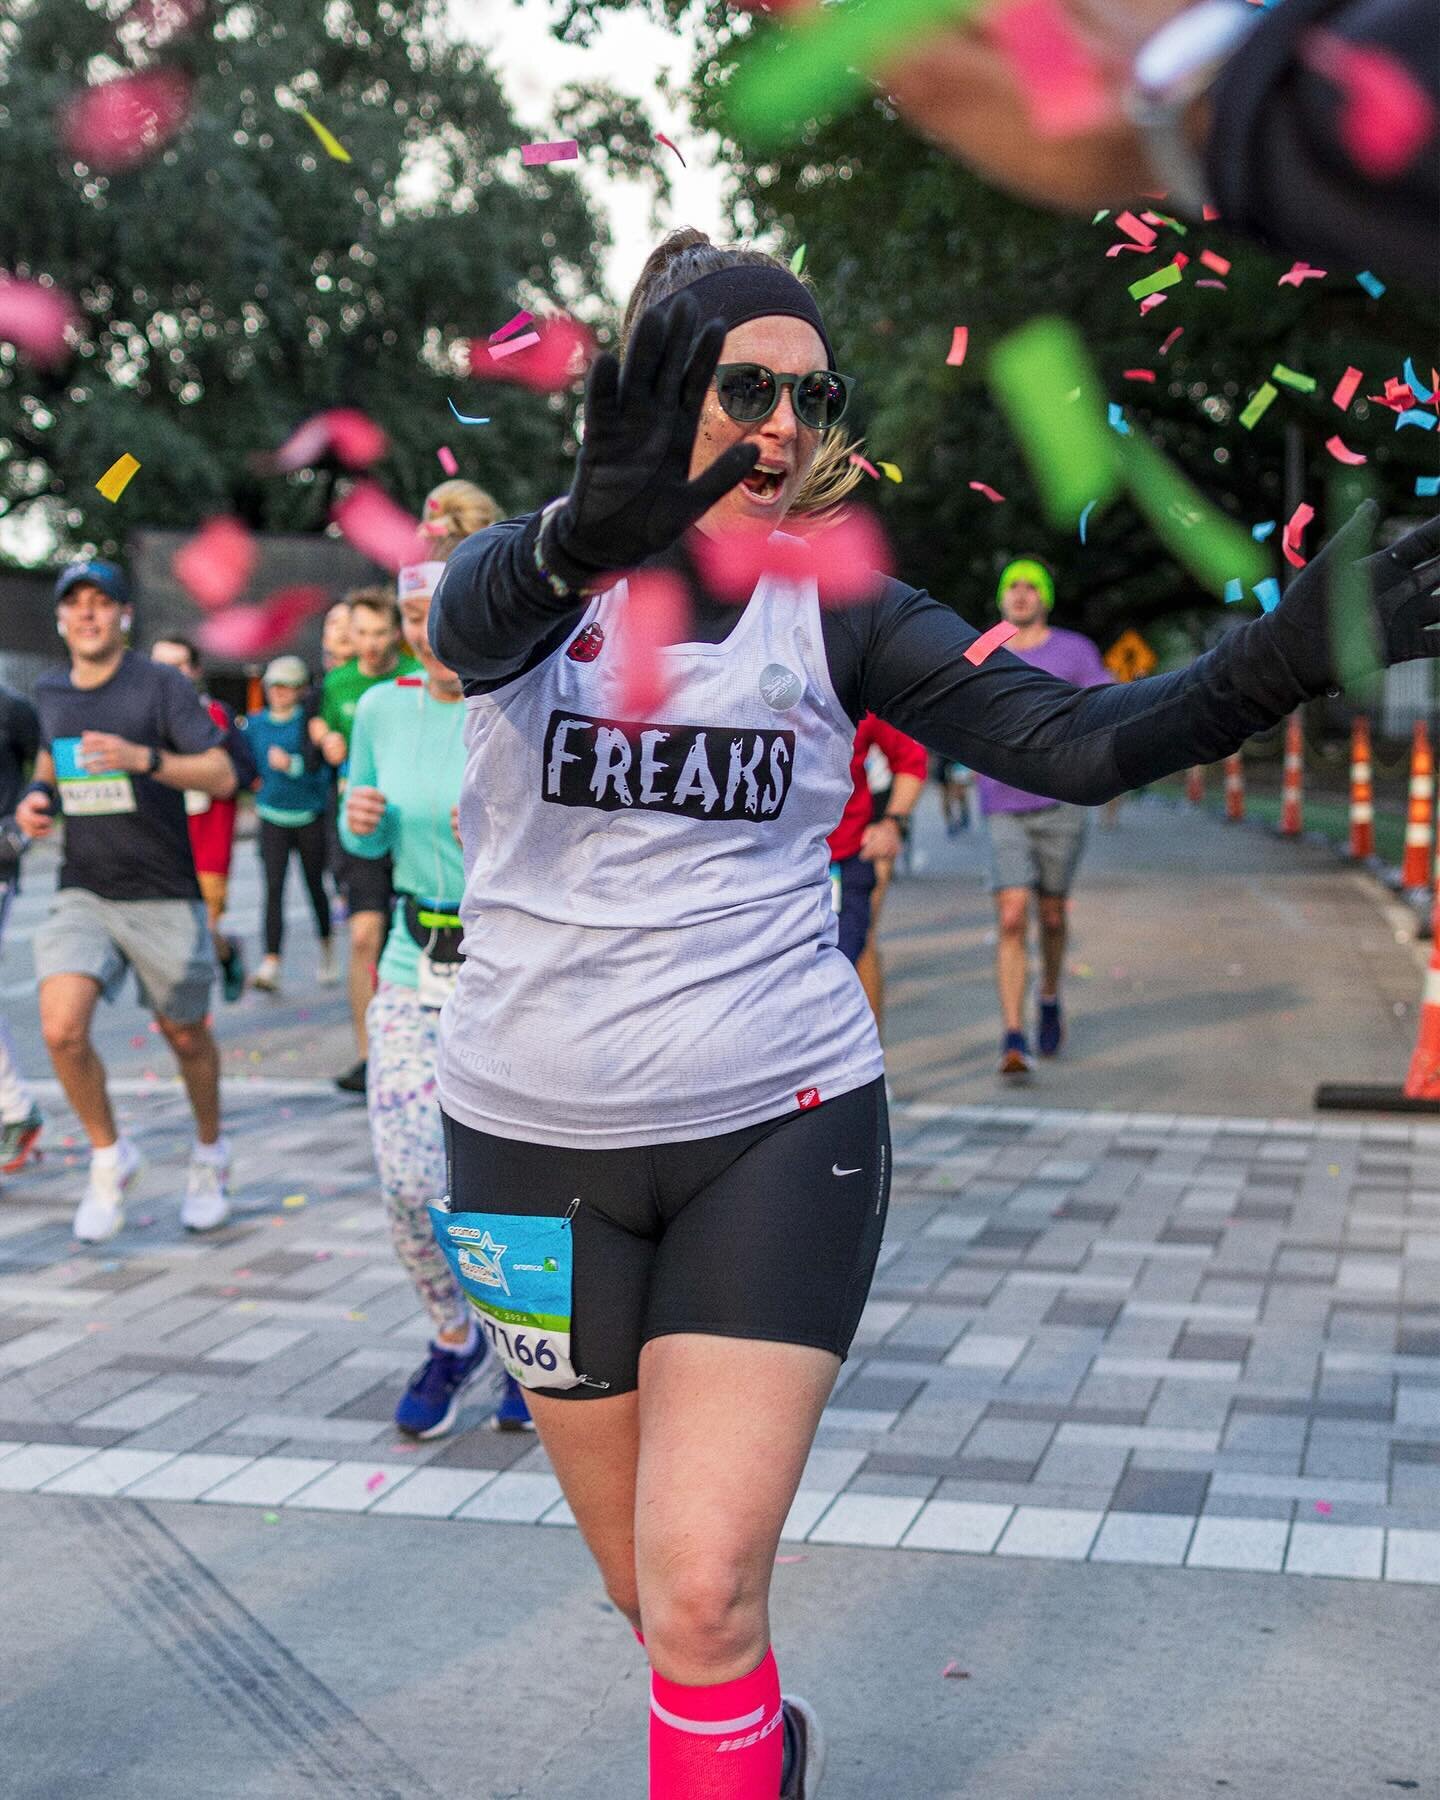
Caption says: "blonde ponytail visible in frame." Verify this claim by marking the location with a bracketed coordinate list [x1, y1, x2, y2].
[423, 478, 503, 562]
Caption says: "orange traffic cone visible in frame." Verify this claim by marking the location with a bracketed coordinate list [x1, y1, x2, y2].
[1402, 720, 1434, 889]
[1405, 881, 1440, 1098]
[1185, 766, 1205, 805]
[1278, 713, 1303, 836]
[1348, 716, 1374, 860]
[1224, 753, 1244, 822]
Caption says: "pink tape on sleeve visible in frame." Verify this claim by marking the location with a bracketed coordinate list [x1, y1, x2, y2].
[964, 621, 1020, 666]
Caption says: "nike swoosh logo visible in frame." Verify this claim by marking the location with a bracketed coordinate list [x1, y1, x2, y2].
[833, 1164, 862, 1177]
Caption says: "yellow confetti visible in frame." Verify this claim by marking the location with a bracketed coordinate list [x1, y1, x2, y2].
[1328, 1164, 1341, 1176]
[96, 454, 140, 502]
[877, 461, 903, 483]
[301, 109, 352, 163]
[282, 1193, 307, 1209]
[789, 244, 806, 275]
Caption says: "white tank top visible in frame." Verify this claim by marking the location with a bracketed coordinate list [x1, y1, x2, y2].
[436, 564, 884, 1148]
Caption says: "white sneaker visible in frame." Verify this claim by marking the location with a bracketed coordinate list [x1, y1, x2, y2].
[251, 954, 281, 993]
[73, 1138, 143, 1244]
[316, 939, 339, 986]
[181, 1141, 232, 1232]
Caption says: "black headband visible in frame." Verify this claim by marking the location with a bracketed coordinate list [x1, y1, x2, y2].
[650, 264, 836, 370]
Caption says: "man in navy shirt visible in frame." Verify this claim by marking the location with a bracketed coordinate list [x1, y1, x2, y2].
[16, 560, 238, 1243]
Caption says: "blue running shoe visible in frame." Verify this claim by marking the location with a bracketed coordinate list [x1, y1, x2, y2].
[1037, 996, 1065, 1057]
[999, 1029, 1033, 1076]
[489, 1372, 535, 1432]
[394, 1335, 495, 1439]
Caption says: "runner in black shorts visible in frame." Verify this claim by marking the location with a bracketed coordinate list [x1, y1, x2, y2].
[428, 228, 1440, 1800]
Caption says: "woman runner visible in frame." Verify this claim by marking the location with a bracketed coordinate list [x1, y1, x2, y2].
[428, 229, 1440, 1799]
[342, 480, 532, 1437]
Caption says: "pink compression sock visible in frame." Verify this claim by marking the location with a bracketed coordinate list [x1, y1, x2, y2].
[649, 1648, 783, 1798]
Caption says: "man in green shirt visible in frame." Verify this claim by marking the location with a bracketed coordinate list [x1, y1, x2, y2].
[311, 589, 419, 1094]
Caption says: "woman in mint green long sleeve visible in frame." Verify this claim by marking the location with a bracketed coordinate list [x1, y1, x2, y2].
[342, 482, 530, 1438]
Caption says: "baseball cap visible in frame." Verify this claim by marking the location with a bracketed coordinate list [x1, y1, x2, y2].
[54, 559, 130, 607]
[996, 558, 1054, 612]
[263, 654, 310, 687]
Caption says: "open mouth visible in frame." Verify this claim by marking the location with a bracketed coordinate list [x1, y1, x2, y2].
[740, 464, 787, 504]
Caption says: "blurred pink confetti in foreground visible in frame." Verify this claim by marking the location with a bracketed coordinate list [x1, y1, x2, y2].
[60, 68, 193, 172]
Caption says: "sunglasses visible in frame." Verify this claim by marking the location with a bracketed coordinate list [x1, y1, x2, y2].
[713, 363, 854, 431]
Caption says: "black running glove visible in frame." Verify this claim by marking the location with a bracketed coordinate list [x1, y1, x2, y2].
[538, 298, 760, 591]
[1269, 502, 1440, 692]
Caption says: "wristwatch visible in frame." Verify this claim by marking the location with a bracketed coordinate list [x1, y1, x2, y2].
[1126, 0, 1264, 217]
[145, 745, 163, 775]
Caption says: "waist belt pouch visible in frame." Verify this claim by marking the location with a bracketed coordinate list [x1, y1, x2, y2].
[402, 895, 464, 964]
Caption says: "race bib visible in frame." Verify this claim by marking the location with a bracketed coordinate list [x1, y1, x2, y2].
[52, 737, 136, 817]
[184, 789, 212, 817]
[428, 1202, 587, 1390]
[416, 948, 460, 1011]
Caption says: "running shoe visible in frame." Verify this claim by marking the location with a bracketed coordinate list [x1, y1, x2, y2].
[999, 1030, 1033, 1076]
[73, 1137, 142, 1244]
[181, 1141, 232, 1233]
[316, 938, 340, 986]
[1037, 996, 1065, 1058]
[780, 1695, 826, 1799]
[489, 1372, 536, 1432]
[219, 942, 246, 1004]
[395, 1334, 497, 1438]
[335, 1059, 367, 1095]
[250, 954, 281, 993]
[0, 1105, 43, 1175]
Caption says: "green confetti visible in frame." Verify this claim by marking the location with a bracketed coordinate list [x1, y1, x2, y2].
[1127, 262, 1184, 302]
[1271, 363, 1317, 394]
[1239, 382, 1279, 429]
[790, 243, 806, 276]
[1326, 467, 1384, 697]
[1091, 210, 1111, 225]
[1119, 432, 1269, 595]
[988, 316, 1123, 528]
[1147, 212, 1187, 235]
[725, 0, 979, 143]
[263, 1511, 280, 1525]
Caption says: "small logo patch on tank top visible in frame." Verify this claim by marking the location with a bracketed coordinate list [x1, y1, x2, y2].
[542, 710, 795, 819]
[796, 1086, 822, 1109]
[566, 624, 605, 663]
[758, 663, 803, 711]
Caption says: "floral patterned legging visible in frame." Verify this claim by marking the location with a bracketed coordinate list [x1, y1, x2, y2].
[365, 980, 468, 1335]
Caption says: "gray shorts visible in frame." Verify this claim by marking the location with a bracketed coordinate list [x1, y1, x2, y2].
[982, 804, 1091, 897]
[33, 889, 215, 1023]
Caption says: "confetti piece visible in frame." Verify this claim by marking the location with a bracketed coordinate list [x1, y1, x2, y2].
[1302, 30, 1436, 180]
[942, 1664, 971, 1680]
[1137, 293, 1168, 315]
[1403, 358, 1436, 403]
[1283, 502, 1315, 568]
[690, 507, 892, 608]
[655, 131, 686, 166]
[1091, 209, 1111, 224]
[968, 480, 1005, 502]
[521, 138, 579, 166]
[300, 109, 351, 162]
[1277, 262, 1327, 287]
[96, 454, 141, 502]
[983, 0, 1113, 138]
[614, 570, 689, 716]
[1123, 369, 1156, 382]
[878, 461, 903, 483]
[468, 316, 595, 392]
[1356, 270, 1386, 298]
[436, 446, 459, 477]
[1195, 279, 1227, 291]
[1114, 210, 1157, 249]
[1418, 476, 1440, 497]
[489, 330, 542, 360]
[1078, 500, 1096, 542]
[488, 309, 534, 344]
[1224, 577, 1244, 603]
[1252, 519, 1276, 541]
[282, 1193, 307, 1208]
[198, 585, 331, 657]
[1105, 241, 1149, 258]
[447, 398, 490, 426]
[262, 409, 387, 474]
[1107, 403, 1130, 435]
[332, 480, 423, 572]
[61, 68, 192, 171]
[347, 1310, 367, 1322]
[964, 620, 1019, 665]
[946, 325, 969, 367]
[1199, 249, 1231, 276]
[1159, 327, 1184, 355]
[0, 274, 78, 368]
[263, 1512, 280, 1525]
[1397, 408, 1437, 431]
[988, 316, 1125, 526]
[1254, 577, 1282, 612]
[1239, 383, 1278, 430]
[1332, 365, 1364, 410]
[1128, 262, 1183, 301]
[1119, 430, 1269, 593]
[1325, 435, 1368, 465]
[365, 1471, 387, 1492]
[790, 244, 807, 275]
[171, 516, 257, 611]
[1271, 363, 1316, 393]
[848, 452, 881, 480]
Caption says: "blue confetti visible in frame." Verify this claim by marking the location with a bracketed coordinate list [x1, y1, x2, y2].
[1107, 403, 1130, 436]
[1397, 408, 1437, 432]
[448, 397, 491, 426]
[1079, 500, 1097, 543]
[1356, 271, 1386, 299]
[1403, 358, 1435, 403]
[1253, 578, 1282, 612]
[1418, 476, 1440, 498]
[1224, 577, 1244, 604]
[1251, 519, 1276, 542]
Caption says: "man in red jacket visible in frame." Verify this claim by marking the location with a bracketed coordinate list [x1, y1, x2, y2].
[827, 713, 928, 1029]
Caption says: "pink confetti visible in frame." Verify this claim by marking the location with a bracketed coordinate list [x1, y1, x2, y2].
[197, 585, 330, 658]
[689, 507, 892, 608]
[946, 325, 969, 367]
[1332, 365, 1364, 409]
[1314, 1500, 1333, 1515]
[983, 0, 1113, 138]
[848, 452, 882, 479]
[262, 408, 387, 474]
[941, 1663, 971, 1680]
[1195, 279, 1228, 290]
[1202, 204, 1220, 221]
[964, 620, 1020, 666]
[0, 275, 78, 369]
[1283, 501, 1315, 569]
[171, 516, 257, 611]
[1159, 327, 1185, 355]
[968, 480, 1006, 503]
[468, 316, 595, 392]
[1324, 434, 1368, 465]
[1369, 376, 1418, 411]
[1123, 369, 1156, 382]
[1138, 294, 1168, 315]
[1171, 252, 1190, 270]
[521, 138, 579, 166]
[365, 1471, 387, 1492]
[1278, 262, 1328, 287]
[656, 132, 687, 166]
[488, 309, 534, 344]
[1199, 249, 1231, 275]
[436, 445, 459, 476]
[331, 481, 423, 572]
[488, 330, 542, 360]
[614, 570, 689, 716]
[1114, 210, 1157, 249]
[1105, 242, 1150, 257]
[1303, 30, 1436, 179]
[59, 68, 192, 172]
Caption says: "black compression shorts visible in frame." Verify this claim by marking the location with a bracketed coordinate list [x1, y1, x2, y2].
[441, 1077, 890, 1399]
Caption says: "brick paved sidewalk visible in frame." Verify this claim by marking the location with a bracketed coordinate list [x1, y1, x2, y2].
[1, 1080, 1437, 1587]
